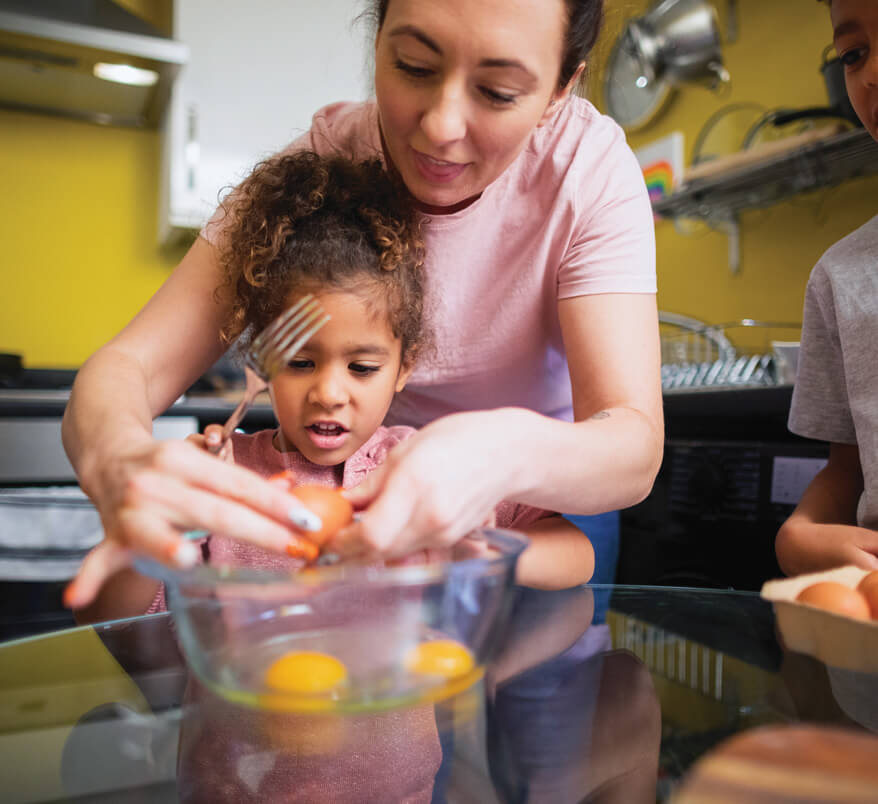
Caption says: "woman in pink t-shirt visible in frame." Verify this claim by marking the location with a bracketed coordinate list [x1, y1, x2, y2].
[63, 0, 662, 606]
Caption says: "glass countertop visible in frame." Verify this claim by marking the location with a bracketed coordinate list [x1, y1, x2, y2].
[0, 584, 874, 803]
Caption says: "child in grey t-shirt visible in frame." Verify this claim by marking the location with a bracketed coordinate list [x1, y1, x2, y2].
[775, 0, 878, 575]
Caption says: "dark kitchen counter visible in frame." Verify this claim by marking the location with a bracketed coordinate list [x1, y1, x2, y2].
[2, 384, 802, 451]
[663, 385, 796, 440]
[0, 389, 277, 430]
[3, 384, 793, 421]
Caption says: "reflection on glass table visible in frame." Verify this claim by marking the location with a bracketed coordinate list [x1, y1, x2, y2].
[0, 585, 875, 803]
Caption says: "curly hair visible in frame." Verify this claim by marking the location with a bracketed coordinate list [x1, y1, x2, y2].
[216, 151, 428, 368]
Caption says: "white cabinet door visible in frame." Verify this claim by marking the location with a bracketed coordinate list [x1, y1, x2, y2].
[159, 0, 370, 245]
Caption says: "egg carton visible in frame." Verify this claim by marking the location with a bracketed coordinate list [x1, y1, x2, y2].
[761, 566, 878, 673]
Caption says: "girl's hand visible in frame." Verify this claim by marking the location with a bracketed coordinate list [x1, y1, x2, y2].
[333, 411, 519, 559]
[65, 431, 320, 608]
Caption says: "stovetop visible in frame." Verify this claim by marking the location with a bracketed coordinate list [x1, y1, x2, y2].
[0, 368, 78, 391]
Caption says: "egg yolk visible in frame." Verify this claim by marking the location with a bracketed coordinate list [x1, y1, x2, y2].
[405, 640, 474, 679]
[264, 651, 348, 694]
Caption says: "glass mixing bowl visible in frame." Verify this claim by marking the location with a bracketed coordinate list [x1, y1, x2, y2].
[137, 528, 527, 713]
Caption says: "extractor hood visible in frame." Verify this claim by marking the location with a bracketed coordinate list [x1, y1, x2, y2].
[0, 0, 188, 127]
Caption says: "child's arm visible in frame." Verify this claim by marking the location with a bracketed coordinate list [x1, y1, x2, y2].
[514, 514, 595, 590]
[776, 443, 878, 575]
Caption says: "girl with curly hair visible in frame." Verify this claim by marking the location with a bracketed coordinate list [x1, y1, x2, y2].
[79, 150, 593, 621]
[75, 151, 592, 803]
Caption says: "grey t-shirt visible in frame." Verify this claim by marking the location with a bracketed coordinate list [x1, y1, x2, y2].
[789, 213, 878, 529]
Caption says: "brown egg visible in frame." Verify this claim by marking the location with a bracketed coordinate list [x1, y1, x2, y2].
[857, 570, 878, 596]
[797, 581, 871, 621]
[857, 572, 878, 619]
[292, 484, 354, 548]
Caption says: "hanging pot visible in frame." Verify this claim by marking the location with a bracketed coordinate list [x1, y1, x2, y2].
[625, 0, 730, 90]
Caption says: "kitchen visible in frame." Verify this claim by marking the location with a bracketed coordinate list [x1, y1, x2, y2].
[2, 0, 878, 801]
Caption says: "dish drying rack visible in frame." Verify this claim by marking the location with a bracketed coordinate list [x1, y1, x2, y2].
[660, 313, 800, 393]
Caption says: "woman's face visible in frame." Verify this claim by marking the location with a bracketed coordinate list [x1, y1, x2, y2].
[374, 0, 572, 212]
[831, 0, 878, 141]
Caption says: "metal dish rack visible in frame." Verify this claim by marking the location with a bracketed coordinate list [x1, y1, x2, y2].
[660, 313, 800, 393]
[652, 128, 878, 272]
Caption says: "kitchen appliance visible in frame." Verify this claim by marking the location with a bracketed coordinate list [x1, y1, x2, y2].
[137, 528, 528, 713]
[618, 437, 829, 590]
[0, 0, 187, 127]
[605, 0, 729, 130]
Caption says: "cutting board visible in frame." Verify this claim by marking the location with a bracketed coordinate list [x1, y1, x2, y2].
[673, 724, 878, 803]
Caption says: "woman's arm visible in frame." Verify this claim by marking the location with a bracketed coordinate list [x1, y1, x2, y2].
[775, 443, 878, 574]
[338, 293, 663, 557]
[62, 237, 315, 609]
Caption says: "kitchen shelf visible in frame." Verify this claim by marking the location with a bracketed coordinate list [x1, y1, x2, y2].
[651, 128, 878, 272]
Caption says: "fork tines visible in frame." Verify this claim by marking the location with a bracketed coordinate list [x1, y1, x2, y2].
[253, 295, 331, 379]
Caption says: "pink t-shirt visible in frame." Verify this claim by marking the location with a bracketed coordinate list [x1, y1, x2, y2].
[204, 97, 656, 427]
[170, 427, 446, 803]
[163, 428, 553, 802]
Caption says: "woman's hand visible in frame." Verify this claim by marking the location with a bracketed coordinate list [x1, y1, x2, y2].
[334, 410, 520, 559]
[65, 431, 320, 608]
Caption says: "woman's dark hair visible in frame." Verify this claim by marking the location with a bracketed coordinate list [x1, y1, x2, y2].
[366, 0, 603, 89]
[216, 151, 428, 368]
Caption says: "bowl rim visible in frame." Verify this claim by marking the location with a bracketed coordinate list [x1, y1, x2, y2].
[135, 527, 529, 591]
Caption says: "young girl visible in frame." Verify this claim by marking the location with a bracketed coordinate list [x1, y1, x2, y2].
[92, 150, 590, 803]
[73, 149, 594, 623]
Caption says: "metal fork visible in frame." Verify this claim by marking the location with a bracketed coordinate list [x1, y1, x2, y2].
[210, 294, 330, 460]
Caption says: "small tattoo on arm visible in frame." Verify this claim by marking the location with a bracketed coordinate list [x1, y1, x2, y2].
[589, 410, 611, 420]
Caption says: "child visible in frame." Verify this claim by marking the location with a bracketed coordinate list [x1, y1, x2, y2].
[70, 151, 594, 800]
[74, 151, 595, 624]
[164, 151, 595, 803]
[776, 0, 878, 575]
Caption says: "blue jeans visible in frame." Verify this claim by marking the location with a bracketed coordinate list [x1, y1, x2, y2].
[563, 511, 620, 623]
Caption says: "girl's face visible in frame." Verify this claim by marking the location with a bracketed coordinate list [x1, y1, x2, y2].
[270, 288, 412, 466]
[374, 0, 575, 213]
[831, 0, 878, 141]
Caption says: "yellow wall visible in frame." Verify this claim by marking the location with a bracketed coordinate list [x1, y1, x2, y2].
[589, 0, 878, 330]
[3, 1, 876, 368]
[0, 109, 189, 367]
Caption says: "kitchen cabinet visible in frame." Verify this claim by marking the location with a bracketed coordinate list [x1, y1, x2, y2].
[159, 0, 369, 245]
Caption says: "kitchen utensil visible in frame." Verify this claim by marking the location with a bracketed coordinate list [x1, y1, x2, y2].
[135, 528, 528, 713]
[625, 0, 729, 89]
[605, 0, 729, 130]
[210, 294, 329, 460]
[659, 314, 801, 392]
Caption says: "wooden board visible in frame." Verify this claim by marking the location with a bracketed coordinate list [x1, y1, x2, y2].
[673, 724, 878, 803]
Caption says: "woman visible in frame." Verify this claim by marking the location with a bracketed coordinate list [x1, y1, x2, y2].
[63, 0, 662, 607]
